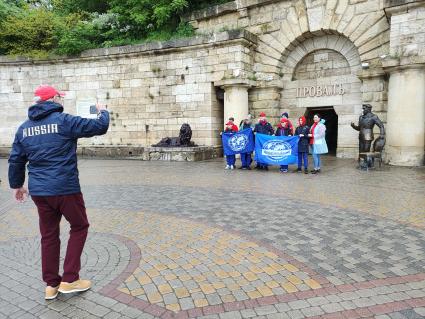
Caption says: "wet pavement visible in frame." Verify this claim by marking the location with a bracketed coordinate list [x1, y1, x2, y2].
[0, 157, 424, 319]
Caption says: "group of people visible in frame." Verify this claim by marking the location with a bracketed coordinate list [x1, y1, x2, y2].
[222, 112, 328, 174]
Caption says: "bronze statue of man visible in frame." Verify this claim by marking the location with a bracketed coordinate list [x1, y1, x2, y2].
[351, 104, 385, 153]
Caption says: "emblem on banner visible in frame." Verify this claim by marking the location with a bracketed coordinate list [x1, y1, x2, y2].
[262, 140, 292, 161]
[228, 134, 249, 152]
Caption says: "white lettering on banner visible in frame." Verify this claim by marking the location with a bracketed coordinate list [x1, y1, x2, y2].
[296, 83, 345, 98]
[262, 149, 291, 157]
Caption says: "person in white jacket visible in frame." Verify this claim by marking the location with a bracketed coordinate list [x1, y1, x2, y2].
[308, 114, 328, 174]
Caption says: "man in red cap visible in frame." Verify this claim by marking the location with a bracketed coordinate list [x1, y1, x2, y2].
[227, 117, 239, 132]
[253, 112, 274, 170]
[8, 85, 109, 299]
[222, 120, 238, 169]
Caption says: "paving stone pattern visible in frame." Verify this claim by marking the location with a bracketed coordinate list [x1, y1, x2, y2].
[0, 158, 424, 318]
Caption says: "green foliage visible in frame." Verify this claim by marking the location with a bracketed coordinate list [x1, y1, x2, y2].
[0, 0, 23, 21]
[0, 0, 233, 57]
[55, 21, 99, 55]
[52, 0, 108, 15]
[0, 7, 65, 57]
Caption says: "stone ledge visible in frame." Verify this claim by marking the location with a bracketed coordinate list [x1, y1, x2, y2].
[186, 1, 237, 21]
[384, 0, 424, 10]
[142, 146, 222, 161]
[214, 78, 257, 88]
[382, 56, 425, 72]
[80, 145, 223, 161]
[0, 30, 258, 65]
[185, 0, 282, 22]
[384, 0, 425, 18]
[357, 68, 386, 80]
[78, 146, 145, 158]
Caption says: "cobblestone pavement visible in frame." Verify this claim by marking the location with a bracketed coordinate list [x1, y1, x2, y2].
[0, 157, 424, 319]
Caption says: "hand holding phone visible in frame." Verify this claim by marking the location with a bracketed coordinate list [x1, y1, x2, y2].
[95, 103, 108, 113]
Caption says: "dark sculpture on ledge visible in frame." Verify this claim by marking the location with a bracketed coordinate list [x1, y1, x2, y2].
[152, 123, 197, 147]
[351, 104, 386, 169]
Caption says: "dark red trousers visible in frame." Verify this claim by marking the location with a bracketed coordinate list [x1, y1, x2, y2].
[31, 193, 89, 287]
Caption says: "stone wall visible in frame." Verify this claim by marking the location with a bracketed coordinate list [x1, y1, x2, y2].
[293, 49, 351, 80]
[0, 31, 257, 148]
[388, 3, 425, 57]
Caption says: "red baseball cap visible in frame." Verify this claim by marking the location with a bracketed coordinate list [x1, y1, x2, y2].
[259, 112, 266, 117]
[34, 85, 65, 102]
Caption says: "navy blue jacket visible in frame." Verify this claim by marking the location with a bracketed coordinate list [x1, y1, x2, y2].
[275, 126, 292, 137]
[295, 125, 310, 153]
[241, 122, 254, 130]
[8, 101, 110, 196]
[254, 122, 274, 135]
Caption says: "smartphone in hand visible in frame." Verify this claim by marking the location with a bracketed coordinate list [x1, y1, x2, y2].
[89, 105, 97, 114]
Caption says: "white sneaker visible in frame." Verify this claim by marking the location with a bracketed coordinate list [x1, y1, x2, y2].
[225, 165, 230, 170]
[230, 165, 235, 170]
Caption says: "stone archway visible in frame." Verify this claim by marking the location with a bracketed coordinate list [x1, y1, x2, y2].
[251, 1, 390, 79]
[280, 34, 363, 158]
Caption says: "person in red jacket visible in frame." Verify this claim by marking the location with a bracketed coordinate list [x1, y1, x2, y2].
[281, 112, 294, 135]
[228, 117, 239, 132]
[223, 121, 238, 169]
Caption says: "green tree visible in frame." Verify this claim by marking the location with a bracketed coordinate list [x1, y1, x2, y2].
[56, 12, 121, 55]
[0, 0, 23, 21]
[0, 8, 65, 57]
[107, 0, 190, 39]
[52, 0, 108, 15]
[0, 0, 233, 57]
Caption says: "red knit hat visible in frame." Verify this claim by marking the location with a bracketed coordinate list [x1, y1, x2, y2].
[259, 112, 266, 117]
[280, 118, 288, 123]
[34, 85, 65, 102]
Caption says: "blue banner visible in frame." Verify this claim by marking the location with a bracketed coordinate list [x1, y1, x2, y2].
[254, 134, 299, 165]
[222, 128, 255, 156]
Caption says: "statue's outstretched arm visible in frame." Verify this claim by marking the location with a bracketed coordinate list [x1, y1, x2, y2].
[351, 122, 360, 131]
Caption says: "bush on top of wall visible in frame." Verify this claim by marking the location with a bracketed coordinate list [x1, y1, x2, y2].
[0, 0, 230, 58]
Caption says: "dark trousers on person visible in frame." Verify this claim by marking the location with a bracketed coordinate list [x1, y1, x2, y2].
[226, 155, 236, 166]
[241, 153, 252, 168]
[31, 193, 89, 287]
[298, 152, 308, 169]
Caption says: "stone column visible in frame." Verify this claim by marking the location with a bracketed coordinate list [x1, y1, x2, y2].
[223, 85, 249, 128]
[214, 79, 256, 129]
[383, 0, 425, 166]
[385, 64, 425, 166]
